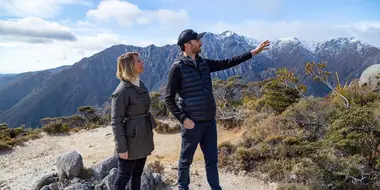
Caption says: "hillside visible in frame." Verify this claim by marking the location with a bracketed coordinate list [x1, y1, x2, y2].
[0, 31, 379, 128]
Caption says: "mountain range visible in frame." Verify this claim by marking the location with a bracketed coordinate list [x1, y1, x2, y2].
[0, 31, 379, 128]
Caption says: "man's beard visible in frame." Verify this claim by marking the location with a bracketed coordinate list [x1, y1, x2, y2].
[192, 46, 201, 54]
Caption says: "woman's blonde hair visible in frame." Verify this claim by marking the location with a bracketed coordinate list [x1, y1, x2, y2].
[116, 52, 139, 81]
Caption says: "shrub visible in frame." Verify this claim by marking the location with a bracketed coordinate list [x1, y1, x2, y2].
[154, 120, 180, 134]
[147, 160, 165, 175]
[327, 105, 380, 167]
[150, 92, 168, 117]
[334, 80, 380, 107]
[42, 122, 71, 134]
[78, 106, 100, 123]
[283, 97, 339, 141]
[253, 80, 300, 114]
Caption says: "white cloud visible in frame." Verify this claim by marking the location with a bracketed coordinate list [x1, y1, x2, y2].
[0, 0, 90, 18]
[72, 33, 121, 50]
[204, 20, 380, 47]
[0, 32, 122, 73]
[86, 0, 189, 27]
[0, 17, 77, 43]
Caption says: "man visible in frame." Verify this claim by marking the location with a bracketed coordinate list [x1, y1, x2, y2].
[164, 29, 270, 190]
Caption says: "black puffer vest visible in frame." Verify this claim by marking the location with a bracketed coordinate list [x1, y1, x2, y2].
[175, 55, 216, 121]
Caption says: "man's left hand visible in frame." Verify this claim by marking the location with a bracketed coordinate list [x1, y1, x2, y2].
[251, 40, 270, 55]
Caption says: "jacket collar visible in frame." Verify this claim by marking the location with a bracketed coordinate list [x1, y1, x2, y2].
[177, 53, 202, 67]
[121, 79, 147, 94]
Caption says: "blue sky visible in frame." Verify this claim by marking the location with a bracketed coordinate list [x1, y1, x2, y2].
[0, 0, 379, 73]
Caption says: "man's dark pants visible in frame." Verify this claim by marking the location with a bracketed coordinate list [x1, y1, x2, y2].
[178, 119, 222, 190]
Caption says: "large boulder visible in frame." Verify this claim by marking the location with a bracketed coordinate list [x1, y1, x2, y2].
[359, 64, 380, 90]
[56, 150, 84, 178]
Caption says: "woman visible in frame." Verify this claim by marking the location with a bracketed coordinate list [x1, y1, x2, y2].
[111, 52, 156, 190]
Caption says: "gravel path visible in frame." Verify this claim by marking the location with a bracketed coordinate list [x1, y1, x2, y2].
[0, 126, 277, 190]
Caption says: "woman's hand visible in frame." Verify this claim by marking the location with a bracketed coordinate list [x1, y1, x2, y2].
[119, 152, 129, 159]
[251, 40, 270, 55]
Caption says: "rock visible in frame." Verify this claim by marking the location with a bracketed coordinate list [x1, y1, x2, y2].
[40, 185, 50, 190]
[136, 168, 164, 190]
[359, 64, 380, 89]
[58, 169, 68, 181]
[32, 173, 58, 190]
[95, 183, 105, 190]
[48, 182, 60, 190]
[140, 169, 155, 190]
[102, 167, 118, 190]
[64, 182, 92, 190]
[92, 156, 118, 180]
[57, 150, 84, 178]
[71, 177, 84, 184]
[152, 173, 164, 189]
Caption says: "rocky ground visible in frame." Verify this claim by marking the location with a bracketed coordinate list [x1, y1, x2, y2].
[0, 125, 277, 190]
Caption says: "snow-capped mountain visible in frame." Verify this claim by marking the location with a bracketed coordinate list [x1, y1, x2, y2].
[1, 30, 379, 128]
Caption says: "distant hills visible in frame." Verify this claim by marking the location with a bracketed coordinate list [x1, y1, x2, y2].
[0, 31, 379, 128]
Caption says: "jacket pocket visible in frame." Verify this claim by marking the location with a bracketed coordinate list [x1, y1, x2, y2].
[125, 120, 136, 139]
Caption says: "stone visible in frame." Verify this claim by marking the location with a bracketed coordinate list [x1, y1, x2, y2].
[56, 150, 84, 178]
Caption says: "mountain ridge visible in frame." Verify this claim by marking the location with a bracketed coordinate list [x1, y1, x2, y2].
[0, 31, 379, 128]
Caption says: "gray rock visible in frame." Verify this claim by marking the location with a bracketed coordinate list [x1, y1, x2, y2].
[95, 183, 105, 190]
[359, 64, 380, 89]
[99, 167, 164, 190]
[48, 182, 60, 190]
[71, 177, 83, 184]
[152, 173, 164, 189]
[101, 168, 117, 190]
[58, 169, 68, 182]
[64, 182, 92, 190]
[40, 185, 50, 190]
[32, 173, 58, 190]
[92, 156, 118, 180]
[57, 150, 84, 178]
[140, 169, 155, 190]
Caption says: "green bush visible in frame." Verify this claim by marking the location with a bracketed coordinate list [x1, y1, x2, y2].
[252, 80, 300, 114]
[0, 124, 42, 151]
[219, 95, 380, 189]
[283, 97, 339, 141]
[42, 122, 71, 134]
[327, 105, 380, 166]
[78, 106, 100, 123]
[154, 120, 180, 134]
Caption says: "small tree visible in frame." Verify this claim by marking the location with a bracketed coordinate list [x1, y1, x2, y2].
[259, 80, 300, 114]
[78, 106, 100, 123]
[276, 67, 307, 98]
[305, 61, 350, 109]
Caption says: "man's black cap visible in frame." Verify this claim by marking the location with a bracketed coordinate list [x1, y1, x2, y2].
[177, 29, 206, 46]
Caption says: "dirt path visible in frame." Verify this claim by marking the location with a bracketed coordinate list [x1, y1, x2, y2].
[0, 126, 276, 190]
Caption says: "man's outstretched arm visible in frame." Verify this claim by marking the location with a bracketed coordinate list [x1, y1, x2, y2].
[206, 52, 253, 72]
[164, 63, 188, 123]
[206, 40, 271, 72]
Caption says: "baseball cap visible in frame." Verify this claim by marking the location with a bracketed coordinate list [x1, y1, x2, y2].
[177, 29, 206, 46]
